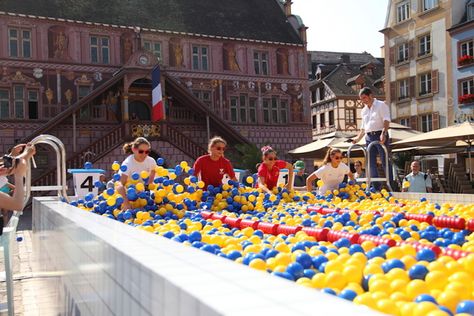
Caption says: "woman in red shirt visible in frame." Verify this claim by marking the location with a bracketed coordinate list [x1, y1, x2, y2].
[257, 146, 294, 194]
[193, 136, 236, 189]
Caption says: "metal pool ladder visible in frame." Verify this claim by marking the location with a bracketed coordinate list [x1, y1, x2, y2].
[1, 134, 68, 316]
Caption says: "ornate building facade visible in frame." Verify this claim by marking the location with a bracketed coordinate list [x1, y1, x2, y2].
[381, 0, 469, 131]
[0, 0, 311, 183]
[448, 1, 474, 123]
[308, 52, 385, 140]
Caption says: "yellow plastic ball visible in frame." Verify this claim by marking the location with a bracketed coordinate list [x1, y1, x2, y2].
[175, 185, 184, 193]
[112, 162, 120, 171]
[246, 176, 254, 184]
[140, 170, 149, 179]
[317, 180, 324, 187]
[180, 161, 188, 169]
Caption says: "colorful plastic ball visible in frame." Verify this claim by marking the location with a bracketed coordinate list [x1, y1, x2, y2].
[120, 165, 127, 172]
[246, 176, 254, 184]
[175, 185, 184, 193]
[84, 193, 94, 201]
[409, 264, 429, 280]
[156, 158, 165, 166]
[415, 294, 438, 304]
[317, 180, 324, 187]
[416, 248, 436, 262]
[295, 253, 313, 269]
[140, 171, 149, 179]
[112, 162, 120, 171]
[84, 162, 92, 169]
[286, 262, 304, 279]
[339, 289, 357, 301]
[106, 188, 115, 196]
[457, 301, 474, 315]
[113, 173, 121, 181]
[131, 173, 140, 181]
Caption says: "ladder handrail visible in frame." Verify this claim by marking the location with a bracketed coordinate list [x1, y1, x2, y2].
[347, 143, 367, 178]
[25, 135, 69, 205]
[366, 141, 393, 191]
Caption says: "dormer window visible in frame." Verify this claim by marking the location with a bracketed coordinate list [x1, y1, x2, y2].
[469, 0, 474, 21]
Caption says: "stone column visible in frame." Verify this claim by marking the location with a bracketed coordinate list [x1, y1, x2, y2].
[123, 94, 129, 121]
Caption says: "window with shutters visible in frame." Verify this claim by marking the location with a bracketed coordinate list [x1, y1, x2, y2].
[421, 114, 433, 132]
[400, 117, 410, 127]
[320, 112, 325, 128]
[418, 34, 431, 57]
[396, 2, 410, 23]
[8, 28, 31, 58]
[397, 43, 409, 63]
[312, 115, 317, 129]
[419, 73, 432, 96]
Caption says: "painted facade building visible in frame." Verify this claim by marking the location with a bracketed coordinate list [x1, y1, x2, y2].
[0, 0, 311, 184]
[309, 52, 385, 140]
[448, 0, 474, 123]
[382, 0, 467, 131]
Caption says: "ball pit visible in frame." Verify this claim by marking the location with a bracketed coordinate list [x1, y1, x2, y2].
[70, 160, 474, 316]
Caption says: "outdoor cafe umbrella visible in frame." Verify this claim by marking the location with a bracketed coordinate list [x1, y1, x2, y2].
[288, 131, 356, 158]
[393, 121, 474, 180]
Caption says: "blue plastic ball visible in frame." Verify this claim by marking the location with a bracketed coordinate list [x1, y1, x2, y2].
[286, 262, 304, 279]
[339, 289, 357, 301]
[84, 162, 92, 169]
[416, 248, 436, 262]
[156, 157, 165, 166]
[409, 264, 429, 280]
[457, 300, 474, 315]
[131, 173, 140, 181]
[295, 253, 313, 269]
[415, 294, 437, 304]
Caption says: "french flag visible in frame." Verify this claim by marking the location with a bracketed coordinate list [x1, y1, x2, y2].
[152, 66, 165, 121]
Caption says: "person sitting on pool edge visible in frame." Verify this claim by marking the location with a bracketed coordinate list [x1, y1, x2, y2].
[306, 147, 354, 194]
[257, 146, 294, 194]
[0, 144, 35, 211]
[193, 136, 237, 189]
[354, 160, 366, 180]
[117, 137, 157, 210]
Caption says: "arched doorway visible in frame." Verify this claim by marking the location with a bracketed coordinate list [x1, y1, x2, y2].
[129, 100, 150, 120]
[127, 78, 153, 120]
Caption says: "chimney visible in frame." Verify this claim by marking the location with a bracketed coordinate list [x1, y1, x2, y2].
[299, 25, 308, 44]
[341, 54, 350, 64]
[284, 0, 292, 16]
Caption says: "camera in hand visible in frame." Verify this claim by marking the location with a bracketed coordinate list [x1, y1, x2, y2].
[0, 154, 18, 168]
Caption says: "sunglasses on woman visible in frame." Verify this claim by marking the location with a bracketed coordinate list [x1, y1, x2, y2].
[138, 149, 150, 154]
[267, 157, 277, 161]
[333, 156, 342, 160]
[215, 146, 226, 151]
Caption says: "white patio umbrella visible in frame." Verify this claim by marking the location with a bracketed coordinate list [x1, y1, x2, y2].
[393, 121, 474, 180]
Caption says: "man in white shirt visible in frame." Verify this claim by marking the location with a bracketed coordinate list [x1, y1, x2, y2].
[402, 160, 432, 193]
[352, 87, 392, 189]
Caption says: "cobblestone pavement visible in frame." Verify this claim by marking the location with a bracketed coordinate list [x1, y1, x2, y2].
[0, 230, 60, 316]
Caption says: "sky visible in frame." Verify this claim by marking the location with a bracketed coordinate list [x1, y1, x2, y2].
[292, 0, 390, 57]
